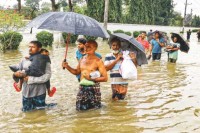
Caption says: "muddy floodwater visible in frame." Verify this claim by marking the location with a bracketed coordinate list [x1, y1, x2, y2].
[1, 25, 200, 133]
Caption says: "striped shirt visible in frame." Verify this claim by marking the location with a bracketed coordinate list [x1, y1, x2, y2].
[104, 53, 128, 84]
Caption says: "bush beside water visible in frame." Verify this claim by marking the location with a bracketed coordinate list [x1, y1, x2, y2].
[124, 31, 132, 36]
[192, 29, 200, 32]
[62, 33, 78, 44]
[36, 31, 54, 47]
[133, 31, 140, 38]
[113, 29, 124, 33]
[0, 31, 23, 52]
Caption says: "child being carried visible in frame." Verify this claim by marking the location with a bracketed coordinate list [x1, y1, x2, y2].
[9, 48, 56, 97]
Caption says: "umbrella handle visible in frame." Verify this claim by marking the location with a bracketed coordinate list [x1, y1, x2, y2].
[63, 58, 66, 69]
[63, 33, 71, 70]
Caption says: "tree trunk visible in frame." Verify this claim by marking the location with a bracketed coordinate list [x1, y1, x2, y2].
[50, 0, 56, 11]
[68, 0, 73, 11]
[17, 0, 21, 13]
[31, 8, 36, 19]
[103, 0, 109, 30]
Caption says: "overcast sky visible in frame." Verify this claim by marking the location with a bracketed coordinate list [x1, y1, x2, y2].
[0, 0, 200, 16]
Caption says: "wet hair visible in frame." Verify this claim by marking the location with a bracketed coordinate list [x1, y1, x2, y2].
[171, 34, 179, 42]
[154, 31, 161, 38]
[77, 38, 87, 45]
[110, 37, 121, 47]
[30, 41, 42, 48]
[86, 40, 98, 48]
[141, 31, 147, 34]
[40, 48, 49, 53]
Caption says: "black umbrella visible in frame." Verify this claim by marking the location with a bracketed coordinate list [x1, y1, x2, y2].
[26, 12, 109, 38]
[26, 12, 110, 68]
[109, 33, 148, 66]
[171, 33, 189, 53]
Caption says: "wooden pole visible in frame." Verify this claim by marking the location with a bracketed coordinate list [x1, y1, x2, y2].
[63, 33, 71, 69]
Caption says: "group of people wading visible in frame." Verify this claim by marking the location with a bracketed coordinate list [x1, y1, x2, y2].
[10, 29, 186, 112]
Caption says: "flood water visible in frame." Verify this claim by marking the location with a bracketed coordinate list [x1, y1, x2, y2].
[1, 26, 200, 133]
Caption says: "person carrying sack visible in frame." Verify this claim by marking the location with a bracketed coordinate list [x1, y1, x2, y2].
[104, 38, 137, 100]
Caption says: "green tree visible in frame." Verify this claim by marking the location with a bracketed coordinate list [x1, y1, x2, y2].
[127, 0, 173, 25]
[40, 2, 51, 14]
[85, 0, 104, 22]
[50, 0, 67, 11]
[17, 0, 22, 13]
[50, 0, 59, 11]
[25, 0, 41, 19]
[108, 0, 122, 23]
[170, 11, 183, 26]
[0, 10, 25, 32]
[191, 15, 200, 27]
[0, 10, 24, 52]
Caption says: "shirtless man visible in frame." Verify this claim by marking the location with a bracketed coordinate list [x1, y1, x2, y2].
[62, 40, 107, 111]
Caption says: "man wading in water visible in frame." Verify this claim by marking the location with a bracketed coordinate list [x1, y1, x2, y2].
[62, 40, 107, 111]
[104, 38, 137, 100]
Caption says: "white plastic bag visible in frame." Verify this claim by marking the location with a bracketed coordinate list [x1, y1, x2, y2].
[90, 71, 100, 79]
[119, 51, 137, 80]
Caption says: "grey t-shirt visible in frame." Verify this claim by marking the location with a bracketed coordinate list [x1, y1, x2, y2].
[18, 58, 51, 98]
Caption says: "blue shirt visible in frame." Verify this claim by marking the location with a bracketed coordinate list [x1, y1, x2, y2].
[76, 50, 102, 60]
[150, 38, 164, 53]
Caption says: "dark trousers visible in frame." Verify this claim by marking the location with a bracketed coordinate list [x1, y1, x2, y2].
[22, 94, 46, 112]
[152, 53, 161, 60]
[168, 58, 177, 63]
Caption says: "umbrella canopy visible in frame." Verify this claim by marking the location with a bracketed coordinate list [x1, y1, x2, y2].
[171, 33, 189, 53]
[26, 12, 110, 38]
[109, 33, 148, 66]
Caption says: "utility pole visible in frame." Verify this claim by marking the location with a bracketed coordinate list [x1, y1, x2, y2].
[190, 9, 193, 26]
[182, 0, 192, 33]
[103, 0, 109, 30]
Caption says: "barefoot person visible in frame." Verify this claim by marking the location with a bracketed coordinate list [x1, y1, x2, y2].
[12, 41, 52, 111]
[62, 40, 107, 111]
[104, 38, 137, 100]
